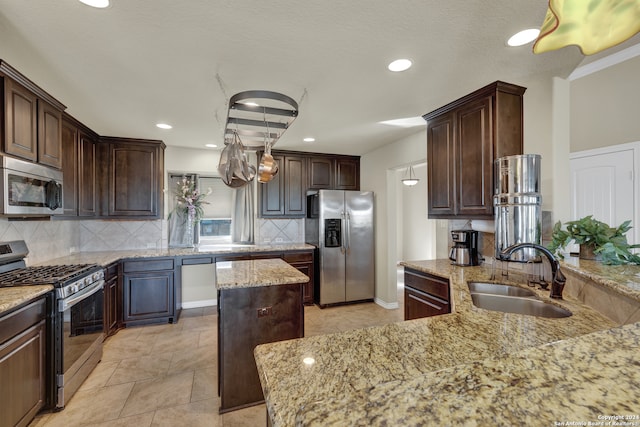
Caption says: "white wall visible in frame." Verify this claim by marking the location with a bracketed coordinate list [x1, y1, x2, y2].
[361, 130, 428, 306]
[399, 163, 435, 262]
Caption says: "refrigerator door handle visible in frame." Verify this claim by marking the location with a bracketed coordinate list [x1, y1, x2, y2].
[344, 211, 351, 252]
[340, 211, 347, 254]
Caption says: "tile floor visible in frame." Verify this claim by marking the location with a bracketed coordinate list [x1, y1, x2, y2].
[30, 273, 405, 427]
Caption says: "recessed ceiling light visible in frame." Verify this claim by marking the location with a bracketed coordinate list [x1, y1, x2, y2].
[79, 0, 110, 8]
[388, 59, 412, 72]
[507, 28, 541, 47]
[205, 144, 217, 148]
[379, 117, 426, 127]
[303, 137, 315, 143]
[156, 123, 172, 130]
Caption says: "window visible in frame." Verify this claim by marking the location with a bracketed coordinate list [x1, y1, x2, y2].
[198, 176, 234, 243]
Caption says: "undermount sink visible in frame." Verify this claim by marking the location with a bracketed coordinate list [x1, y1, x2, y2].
[467, 282, 537, 298]
[467, 281, 572, 318]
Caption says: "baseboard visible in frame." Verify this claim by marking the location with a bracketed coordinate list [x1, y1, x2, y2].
[182, 299, 217, 309]
[374, 298, 399, 310]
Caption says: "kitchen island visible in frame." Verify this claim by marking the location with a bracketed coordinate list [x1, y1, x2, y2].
[254, 259, 639, 426]
[217, 258, 308, 414]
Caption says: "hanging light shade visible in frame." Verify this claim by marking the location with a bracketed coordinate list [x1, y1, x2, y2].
[402, 165, 419, 186]
[533, 0, 640, 55]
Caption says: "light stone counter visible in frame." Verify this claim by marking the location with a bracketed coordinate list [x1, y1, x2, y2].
[561, 256, 640, 303]
[254, 259, 626, 427]
[0, 285, 53, 315]
[34, 243, 315, 268]
[216, 259, 309, 290]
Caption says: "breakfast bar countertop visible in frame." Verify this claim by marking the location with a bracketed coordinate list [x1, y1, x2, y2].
[254, 259, 636, 427]
[215, 258, 309, 290]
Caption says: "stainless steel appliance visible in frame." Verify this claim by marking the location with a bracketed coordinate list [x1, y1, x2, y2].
[0, 155, 63, 216]
[305, 190, 374, 306]
[0, 241, 104, 409]
[494, 154, 542, 262]
[449, 230, 479, 266]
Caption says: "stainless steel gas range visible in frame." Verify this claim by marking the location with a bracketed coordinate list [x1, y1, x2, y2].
[0, 241, 104, 409]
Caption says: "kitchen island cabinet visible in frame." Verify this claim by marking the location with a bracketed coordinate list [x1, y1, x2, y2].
[423, 81, 525, 219]
[216, 258, 307, 414]
[403, 267, 450, 320]
[0, 289, 53, 427]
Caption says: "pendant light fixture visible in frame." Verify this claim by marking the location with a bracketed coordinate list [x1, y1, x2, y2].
[402, 165, 419, 186]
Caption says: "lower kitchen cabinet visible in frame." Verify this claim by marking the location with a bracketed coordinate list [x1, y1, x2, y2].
[122, 258, 180, 326]
[404, 268, 451, 320]
[0, 294, 52, 427]
[103, 261, 121, 338]
[218, 283, 304, 413]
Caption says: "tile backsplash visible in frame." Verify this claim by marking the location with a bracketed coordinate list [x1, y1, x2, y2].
[256, 218, 304, 243]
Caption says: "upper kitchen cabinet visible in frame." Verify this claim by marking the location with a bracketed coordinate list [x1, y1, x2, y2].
[61, 114, 99, 217]
[259, 153, 306, 218]
[307, 154, 360, 191]
[423, 81, 526, 219]
[100, 137, 165, 219]
[0, 61, 65, 168]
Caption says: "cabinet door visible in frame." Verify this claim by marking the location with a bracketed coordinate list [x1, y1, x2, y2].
[308, 156, 334, 189]
[404, 287, 450, 320]
[123, 271, 174, 323]
[78, 131, 98, 216]
[0, 320, 46, 427]
[335, 157, 360, 190]
[4, 79, 38, 162]
[427, 113, 456, 217]
[37, 99, 62, 168]
[284, 155, 306, 216]
[61, 119, 79, 216]
[456, 96, 493, 217]
[108, 142, 161, 217]
[259, 154, 285, 217]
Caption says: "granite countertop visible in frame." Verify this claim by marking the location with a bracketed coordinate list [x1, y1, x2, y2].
[0, 285, 53, 316]
[561, 256, 640, 303]
[34, 243, 315, 268]
[254, 259, 628, 427]
[216, 258, 309, 290]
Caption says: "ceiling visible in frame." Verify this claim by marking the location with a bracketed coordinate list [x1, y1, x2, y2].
[0, 1, 596, 156]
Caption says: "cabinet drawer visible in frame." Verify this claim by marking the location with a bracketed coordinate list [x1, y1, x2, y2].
[404, 268, 449, 301]
[181, 256, 214, 265]
[123, 258, 174, 272]
[282, 251, 312, 263]
[0, 297, 47, 345]
[404, 287, 450, 320]
[105, 262, 119, 279]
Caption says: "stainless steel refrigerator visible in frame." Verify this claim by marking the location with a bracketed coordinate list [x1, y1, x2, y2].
[305, 190, 375, 306]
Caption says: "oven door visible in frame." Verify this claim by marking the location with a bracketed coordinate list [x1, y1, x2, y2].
[56, 280, 104, 408]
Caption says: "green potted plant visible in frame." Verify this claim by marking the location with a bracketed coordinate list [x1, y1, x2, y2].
[547, 215, 640, 265]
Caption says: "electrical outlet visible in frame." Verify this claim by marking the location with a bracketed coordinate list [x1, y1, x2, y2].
[275, 237, 283, 242]
[147, 243, 156, 249]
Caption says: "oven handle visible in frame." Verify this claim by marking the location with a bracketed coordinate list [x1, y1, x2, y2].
[58, 280, 105, 312]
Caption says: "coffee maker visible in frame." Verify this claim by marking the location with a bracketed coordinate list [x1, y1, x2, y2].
[449, 230, 479, 266]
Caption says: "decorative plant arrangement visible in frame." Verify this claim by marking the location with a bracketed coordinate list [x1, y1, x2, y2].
[547, 215, 640, 265]
[170, 177, 212, 223]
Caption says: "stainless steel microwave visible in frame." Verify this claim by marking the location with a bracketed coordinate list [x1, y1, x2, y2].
[0, 155, 63, 216]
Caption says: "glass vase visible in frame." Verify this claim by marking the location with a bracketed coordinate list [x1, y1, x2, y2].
[182, 214, 195, 248]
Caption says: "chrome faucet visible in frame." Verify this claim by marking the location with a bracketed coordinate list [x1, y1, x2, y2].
[499, 243, 566, 299]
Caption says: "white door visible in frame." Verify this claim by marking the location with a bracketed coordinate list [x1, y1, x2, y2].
[570, 148, 635, 244]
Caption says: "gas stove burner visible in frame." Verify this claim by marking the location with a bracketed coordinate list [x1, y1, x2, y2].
[0, 264, 101, 287]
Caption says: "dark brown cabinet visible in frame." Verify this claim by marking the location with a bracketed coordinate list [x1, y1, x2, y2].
[122, 257, 179, 326]
[218, 282, 304, 413]
[307, 154, 360, 191]
[61, 115, 99, 217]
[259, 150, 360, 218]
[404, 268, 450, 320]
[423, 81, 526, 219]
[259, 154, 306, 217]
[101, 137, 165, 219]
[1, 62, 65, 169]
[104, 262, 121, 338]
[0, 295, 50, 427]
